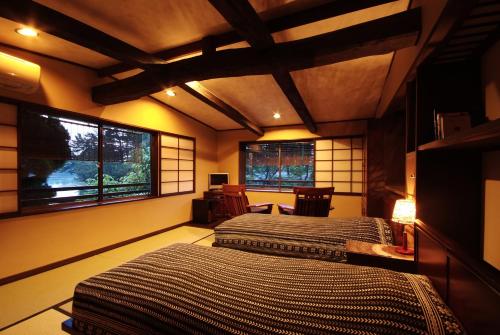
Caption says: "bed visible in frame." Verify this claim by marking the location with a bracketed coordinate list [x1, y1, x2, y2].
[66, 243, 464, 335]
[213, 213, 394, 262]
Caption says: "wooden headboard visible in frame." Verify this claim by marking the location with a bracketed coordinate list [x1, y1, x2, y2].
[415, 221, 500, 334]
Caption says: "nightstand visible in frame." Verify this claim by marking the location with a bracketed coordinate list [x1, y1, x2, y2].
[346, 240, 416, 273]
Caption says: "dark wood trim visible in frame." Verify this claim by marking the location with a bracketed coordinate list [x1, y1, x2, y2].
[0, 1, 164, 68]
[0, 221, 188, 286]
[97, 0, 397, 77]
[92, 9, 421, 105]
[208, 0, 317, 133]
[179, 83, 264, 136]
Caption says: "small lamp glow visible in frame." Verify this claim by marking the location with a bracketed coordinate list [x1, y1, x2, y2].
[392, 199, 416, 255]
[16, 27, 38, 37]
[273, 112, 281, 119]
[165, 89, 176, 97]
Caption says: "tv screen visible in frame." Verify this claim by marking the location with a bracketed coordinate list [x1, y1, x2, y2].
[209, 173, 228, 188]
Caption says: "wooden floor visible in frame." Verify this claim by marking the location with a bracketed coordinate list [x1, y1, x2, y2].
[0, 226, 215, 334]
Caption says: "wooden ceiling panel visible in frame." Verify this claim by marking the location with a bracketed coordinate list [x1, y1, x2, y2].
[0, 16, 113, 68]
[151, 87, 242, 130]
[290, 53, 394, 122]
[201, 75, 302, 126]
[36, 0, 231, 57]
[271, 0, 409, 42]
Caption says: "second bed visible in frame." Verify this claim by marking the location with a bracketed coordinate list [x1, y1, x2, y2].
[214, 213, 394, 262]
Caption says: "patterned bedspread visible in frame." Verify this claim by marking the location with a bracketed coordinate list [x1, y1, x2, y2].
[214, 214, 394, 262]
[72, 243, 463, 335]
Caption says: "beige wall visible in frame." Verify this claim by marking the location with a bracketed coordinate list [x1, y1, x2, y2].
[481, 41, 500, 269]
[217, 122, 367, 217]
[0, 46, 219, 279]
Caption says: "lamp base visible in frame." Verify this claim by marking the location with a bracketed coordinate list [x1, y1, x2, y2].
[395, 246, 414, 255]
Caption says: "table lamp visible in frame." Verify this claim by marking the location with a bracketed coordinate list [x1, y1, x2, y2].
[392, 199, 416, 255]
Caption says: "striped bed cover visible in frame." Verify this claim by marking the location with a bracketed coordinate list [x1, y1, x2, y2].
[71, 243, 464, 335]
[214, 214, 394, 262]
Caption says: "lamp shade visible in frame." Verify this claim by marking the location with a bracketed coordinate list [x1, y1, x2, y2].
[392, 199, 416, 224]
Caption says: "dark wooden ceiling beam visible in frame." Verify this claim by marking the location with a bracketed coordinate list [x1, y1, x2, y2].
[209, 0, 317, 133]
[0, 0, 165, 68]
[180, 83, 264, 136]
[92, 9, 421, 105]
[98, 0, 397, 77]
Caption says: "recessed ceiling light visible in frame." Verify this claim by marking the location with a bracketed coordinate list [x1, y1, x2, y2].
[273, 112, 281, 119]
[16, 27, 38, 37]
[166, 89, 176, 97]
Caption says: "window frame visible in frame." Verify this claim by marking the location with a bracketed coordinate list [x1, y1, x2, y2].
[240, 139, 316, 193]
[158, 131, 196, 197]
[239, 135, 365, 196]
[16, 103, 160, 215]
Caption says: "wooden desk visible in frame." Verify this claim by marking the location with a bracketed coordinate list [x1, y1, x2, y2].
[346, 240, 416, 273]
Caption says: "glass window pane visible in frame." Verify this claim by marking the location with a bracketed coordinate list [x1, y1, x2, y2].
[245, 143, 279, 189]
[21, 111, 99, 207]
[315, 140, 332, 150]
[102, 126, 151, 199]
[161, 135, 178, 148]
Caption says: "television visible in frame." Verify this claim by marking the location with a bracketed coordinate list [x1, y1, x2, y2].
[209, 173, 229, 190]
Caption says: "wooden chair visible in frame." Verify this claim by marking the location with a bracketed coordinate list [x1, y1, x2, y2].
[222, 184, 273, 217]
[278, 187, 335, 217]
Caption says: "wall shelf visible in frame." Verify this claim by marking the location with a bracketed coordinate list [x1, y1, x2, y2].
[418, 118, 500, 151]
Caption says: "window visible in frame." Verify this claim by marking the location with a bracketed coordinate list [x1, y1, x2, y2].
[20, 109, 153, 210]
[160, 133, 195, 195]
[243, 141, 314, 191]
[315, 137, 364, 194]
[241, 137, 365, 194]
[0, 103, 18, 216]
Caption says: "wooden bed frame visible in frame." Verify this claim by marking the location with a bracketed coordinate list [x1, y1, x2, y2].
[62, 220, 500, 334]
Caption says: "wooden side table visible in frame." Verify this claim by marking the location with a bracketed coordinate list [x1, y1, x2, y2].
[346, 240, 416, 273]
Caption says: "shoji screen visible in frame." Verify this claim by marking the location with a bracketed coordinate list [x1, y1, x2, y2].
[160, 133, 195, 195]
[314, 137, 364, 194]
[0, 103, 18, 215]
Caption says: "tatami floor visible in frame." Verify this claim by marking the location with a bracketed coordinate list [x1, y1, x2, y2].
[0, 226, 215, 334]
